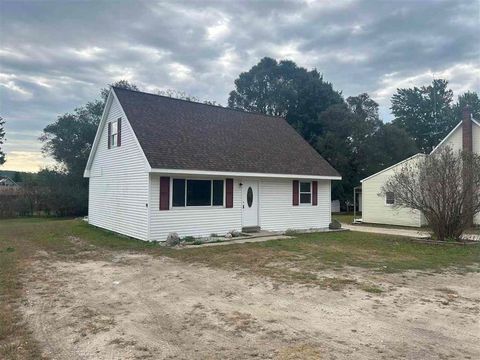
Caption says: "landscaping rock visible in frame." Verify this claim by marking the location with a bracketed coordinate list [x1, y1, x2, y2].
[230, 230, 242, 237]
[166, 232, 180, 246]
[225, 233, 233, 239]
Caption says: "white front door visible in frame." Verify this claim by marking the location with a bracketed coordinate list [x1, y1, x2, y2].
[242, 181, 259, 227]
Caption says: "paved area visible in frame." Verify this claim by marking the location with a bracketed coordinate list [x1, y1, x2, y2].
[180, 234, 292, 248]
[342, 224, 480, 241]
[341, 223, 431, 238]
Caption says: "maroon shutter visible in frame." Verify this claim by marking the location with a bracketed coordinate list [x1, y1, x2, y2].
[312, 181, 318, 206]
[292, 180, 299, 206]
[225, 178, 233, 208]
[159, 177, 170, 210]
[117, 118, 122, 147]
[107, 122, 112, 149]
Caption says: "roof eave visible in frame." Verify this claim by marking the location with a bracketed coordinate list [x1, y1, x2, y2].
[149, 168, 341, 180]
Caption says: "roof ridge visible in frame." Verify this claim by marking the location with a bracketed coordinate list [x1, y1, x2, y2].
[112, 86, 286, 121]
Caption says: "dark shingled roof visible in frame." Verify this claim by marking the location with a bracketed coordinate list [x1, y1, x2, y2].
[113, 87, 340, 177]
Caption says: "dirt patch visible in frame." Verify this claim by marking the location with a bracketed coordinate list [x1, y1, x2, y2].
[20, 252, 480, 359]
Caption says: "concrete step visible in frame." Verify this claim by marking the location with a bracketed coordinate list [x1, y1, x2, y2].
[242, 226, 261, 233]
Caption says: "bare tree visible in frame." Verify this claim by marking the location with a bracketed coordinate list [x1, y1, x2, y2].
[382, 146, 480, 241]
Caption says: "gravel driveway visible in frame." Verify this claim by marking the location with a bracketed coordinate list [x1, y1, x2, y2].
[19, 251, 480, 360]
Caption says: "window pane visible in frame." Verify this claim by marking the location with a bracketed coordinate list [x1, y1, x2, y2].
[111, 134, 117, 147]
[172, 179, 185, 207]
[300, 193, 311, 204]
[300, 182, 311, 193]
[111, 121, 118, 135]
[386, 192, 395, 205]
[212, 180, 224, 206]
[187, 180, 211, 206]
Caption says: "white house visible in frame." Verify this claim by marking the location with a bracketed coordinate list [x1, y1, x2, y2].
[360, 108, 479, 227]
[84, 87, 341, 241]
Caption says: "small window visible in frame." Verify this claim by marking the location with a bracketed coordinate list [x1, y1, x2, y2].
[299, 181, 311, 204]
[385, 192, 395, 205]
[247, 187, 253, 208]
[110, 121, 118, 147]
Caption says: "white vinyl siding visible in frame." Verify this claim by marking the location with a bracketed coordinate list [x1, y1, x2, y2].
[88, 95, 150, 240]
[362, 155, 424, 227]
[148, 176, 332, 241]
[149, 174, 242, 239]
[259, 179, 331, 231]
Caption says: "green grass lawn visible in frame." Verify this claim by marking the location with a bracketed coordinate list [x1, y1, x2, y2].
[1, 217, 479, 358]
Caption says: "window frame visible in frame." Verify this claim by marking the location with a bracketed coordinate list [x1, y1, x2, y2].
[171, 178, 225, 208]
[110, 120, 118, 147]
[385, 191, 395, 206]
[299, 181, 312, 205]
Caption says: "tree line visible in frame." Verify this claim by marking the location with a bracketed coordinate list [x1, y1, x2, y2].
[1, 57, 479, 216]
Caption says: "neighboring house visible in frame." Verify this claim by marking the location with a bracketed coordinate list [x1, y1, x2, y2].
[360, 108, 479, 227]
[0, 176, 20, 192]
[84, 87, 341, 241]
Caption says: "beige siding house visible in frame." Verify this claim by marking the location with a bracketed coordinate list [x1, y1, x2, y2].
[360, 109, 479, 227]
[361, 154, 427, 227]
[84, 87, 341, 241]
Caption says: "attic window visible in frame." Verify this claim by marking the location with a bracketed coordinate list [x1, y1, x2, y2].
[110, 121, 118, 147]
[385, 192, 395, 205]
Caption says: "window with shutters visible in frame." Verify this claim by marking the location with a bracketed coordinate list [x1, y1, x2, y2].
[385, 191, 395, 205]
[110, 121, 118, 147]
[299, 181, 312, 204]
[172, 179, 224, 207]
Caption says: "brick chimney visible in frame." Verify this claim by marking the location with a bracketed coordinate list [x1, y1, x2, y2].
[462, 105, 473, 227]
[463, 105, 473, 153]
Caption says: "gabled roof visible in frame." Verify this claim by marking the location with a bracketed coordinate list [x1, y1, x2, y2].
[430, 116, 480, 154]
[112, 87, 340, 178]
[360, 153, 426, 183]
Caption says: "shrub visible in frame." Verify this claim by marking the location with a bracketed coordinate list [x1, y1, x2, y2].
[182, 236, 196, 243]
[284, 229, 299, 236]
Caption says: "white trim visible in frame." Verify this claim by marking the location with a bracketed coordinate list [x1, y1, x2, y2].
[361, 153, 426, 183]
[151, 168, 341, 180]
[147, 173, 151, 241]
[84, 91, 113, 176]
[84, 88, 151, 177]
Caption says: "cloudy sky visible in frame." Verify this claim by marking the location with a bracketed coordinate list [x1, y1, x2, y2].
[1, 0, 479, 172]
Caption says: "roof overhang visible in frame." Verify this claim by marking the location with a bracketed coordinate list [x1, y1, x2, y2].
[360, 153, 426, 183]
[150, 168, 341, 180]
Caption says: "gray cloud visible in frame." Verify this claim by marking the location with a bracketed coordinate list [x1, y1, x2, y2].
[0, 0, 479, 171]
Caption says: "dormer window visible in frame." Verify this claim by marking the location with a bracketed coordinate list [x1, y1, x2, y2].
[108, 118, 122, 148]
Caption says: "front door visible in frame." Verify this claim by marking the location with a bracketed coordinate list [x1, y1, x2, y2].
[242, 181, 259, 227]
